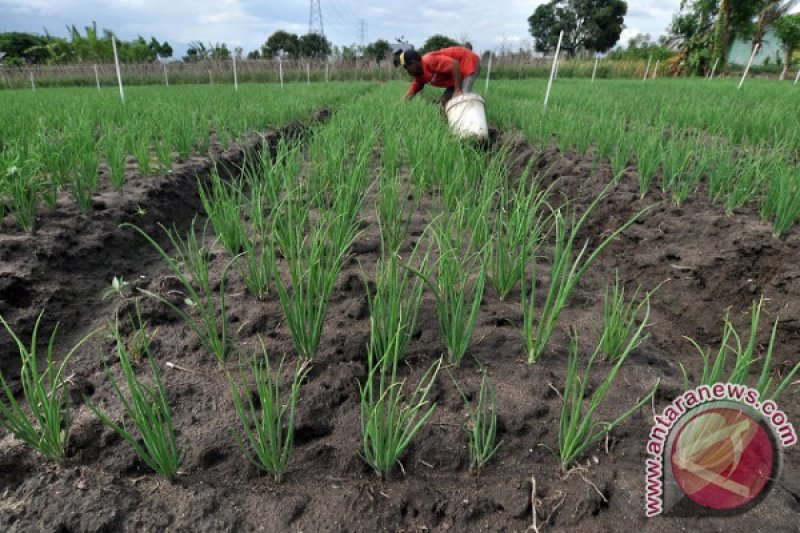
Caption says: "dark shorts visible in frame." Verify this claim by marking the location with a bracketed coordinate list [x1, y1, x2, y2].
[442, 64, 481, 99]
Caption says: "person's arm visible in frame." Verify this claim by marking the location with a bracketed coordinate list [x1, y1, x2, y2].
[451, 59, 463, 96]
[405, 78, 424, 100]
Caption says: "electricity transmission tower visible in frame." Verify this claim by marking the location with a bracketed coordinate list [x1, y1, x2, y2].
[309, 0, 324, 36]
[358, 19, 367, 47]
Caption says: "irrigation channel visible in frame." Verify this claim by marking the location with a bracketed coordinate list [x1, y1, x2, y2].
[1, 82, 800, 531]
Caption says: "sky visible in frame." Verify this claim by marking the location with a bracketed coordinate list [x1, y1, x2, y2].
[1, 0, 688, 59]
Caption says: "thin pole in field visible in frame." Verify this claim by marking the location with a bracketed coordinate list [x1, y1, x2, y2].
[325, 62, 329, 82]
[208, 70, 213, 85]
[30, 71, 36, 91]
[94, 64, 101, 90]
[591, 57, 598, 83]
[794, 69, 800, 85]
[484, 52, 493, 95]
[233, 56, 239, 91]
[738, 43, 760, 90]
[163, 64, 169, 86]
[307, 62, 311, 84]
[709, 58, 719, 80]
[643, 54, 652, 81]
[112, 35, 125, 104]
[544, 30, 564, 110]
[652, 59, 660, 79]
[279, 59, 284, 88]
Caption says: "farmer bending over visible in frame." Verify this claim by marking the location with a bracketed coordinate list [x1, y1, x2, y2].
[394, 46, 481, 107]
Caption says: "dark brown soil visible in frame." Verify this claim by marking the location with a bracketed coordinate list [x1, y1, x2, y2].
[1, 117, 799, 532]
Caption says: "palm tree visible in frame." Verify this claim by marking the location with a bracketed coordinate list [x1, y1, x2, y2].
[753, 0, 800, 50]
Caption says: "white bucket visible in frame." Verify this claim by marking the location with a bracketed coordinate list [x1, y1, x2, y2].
[444, 93, 489, 140]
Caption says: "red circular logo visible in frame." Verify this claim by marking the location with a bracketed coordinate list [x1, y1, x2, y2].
[670, 407, 775, 510]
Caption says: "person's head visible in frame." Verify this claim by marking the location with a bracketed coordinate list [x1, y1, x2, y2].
[393, 49, 423, 76]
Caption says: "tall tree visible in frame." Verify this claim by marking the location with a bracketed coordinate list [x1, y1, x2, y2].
[262, 31, 300, 59]
[184, 41, 210, 62]
[775, 13, 800, 78]
[528, 0, 627, 57]
[419, 34, 460, 54]
[0, 32, 50, 64]
[752, 1, 800, 49]
[364, 39, 391, 65]
[693, 0, 757, 70]
[298, 33, 331, 58]
[669, 0, 760, 73]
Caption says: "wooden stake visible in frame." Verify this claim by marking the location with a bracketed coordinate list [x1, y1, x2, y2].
[112, 35, 125, 104]
[738, 43, 761, 90]
[544, 30, 564, 110]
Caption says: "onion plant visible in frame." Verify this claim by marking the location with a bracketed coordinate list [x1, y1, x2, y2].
[132, 132, 153, 176]
[198, 168, 248, 256]
[681, 297, 800, 402]
[759, 161, 800, 237]
[706, 146, 739, 204]
[123, 222, 233, 361]
[359, 324, 441, 478]
[523, 183, 652, 362]
[237, 227, 274, 301]
[89, 312, 184, 478]
[273, 207, 359, 359]
[165, 216, 212, 295]
[725, 154, 768, 213]
[558, 322, 658, 470]
[0, 312, 100, 465]
[102, 133, 127, 190]
[411, 212, 487, 366]
[633, 129, 662, 198]
[451, 368, 501, 475]
[600, 274, 653, 360]
[72, 139, 100, 212]
[489, 171, 553, 300]
[367, 247, 429, 365]
[227, 342, 309, 483]
[235, 172, 274, 300]
[156, 137, 173, 172]
[377, 170, 414, 254]
[3, 151, 39, 231]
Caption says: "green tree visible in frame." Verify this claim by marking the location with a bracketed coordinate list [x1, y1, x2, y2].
[0, 32, 50, 64]
[775, 13, 800, 78]
[420, 34, 460, 54]
[528, 0, 628, 57]
[609, 33, 674, 61]
[184, 41, 210, 61]
[210, 42, 231, 60]
[298, 33, 331, 58]
[262, 30, 300, 59]
[752, 1, 800, 49]
[364, 39, 391, 65]
[149, 37, 173, 59]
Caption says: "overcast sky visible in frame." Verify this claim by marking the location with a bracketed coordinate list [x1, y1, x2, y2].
[1, 0, 688, 58]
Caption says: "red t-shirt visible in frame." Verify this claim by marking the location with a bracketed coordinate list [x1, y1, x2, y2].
[407, 47, 480, 96]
